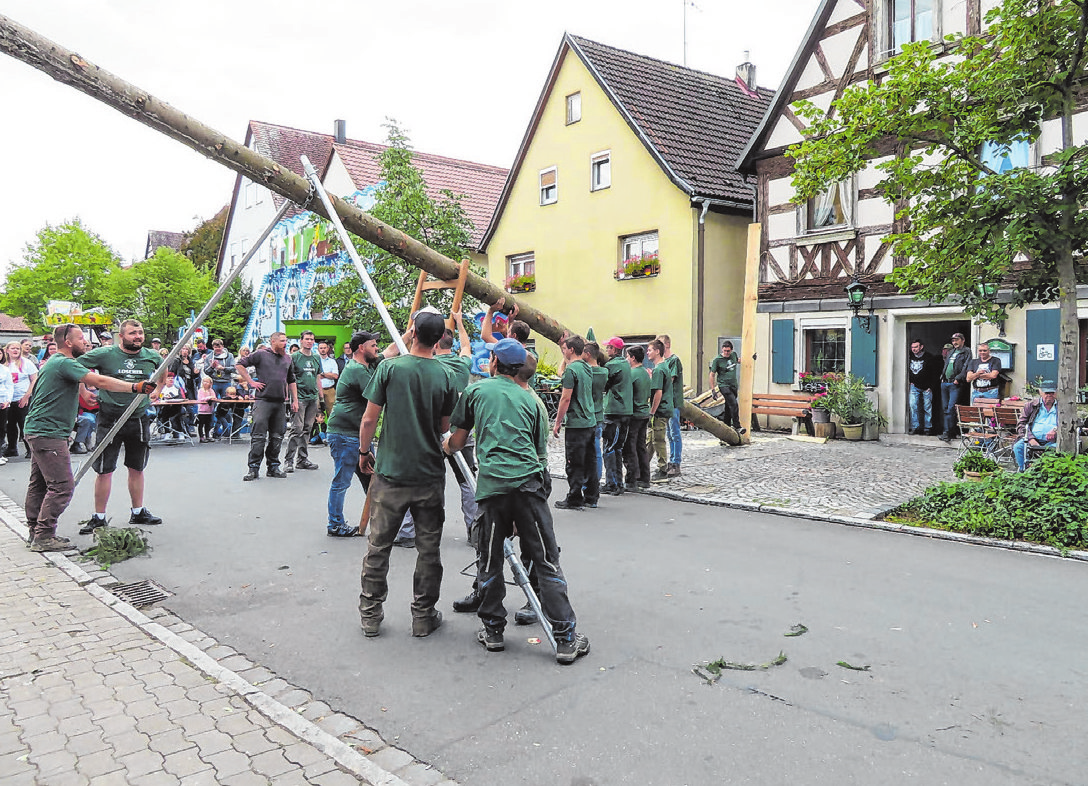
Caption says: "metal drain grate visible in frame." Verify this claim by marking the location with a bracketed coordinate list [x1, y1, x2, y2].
[107, 580, 172, 608]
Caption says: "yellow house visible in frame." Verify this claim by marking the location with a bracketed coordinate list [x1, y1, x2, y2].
[481, 34, 772, 390]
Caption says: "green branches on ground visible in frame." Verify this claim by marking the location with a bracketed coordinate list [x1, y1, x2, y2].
[79, 527, 149, 569]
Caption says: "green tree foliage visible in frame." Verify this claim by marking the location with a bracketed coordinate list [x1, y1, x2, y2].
[311, 120, 477, 340]
[1, 219, 121, 331]
[102, 248, 215, 342]
[204, 279, 254, 350]
[789, 0, 1088, 451]
[181, 206, 228, 273]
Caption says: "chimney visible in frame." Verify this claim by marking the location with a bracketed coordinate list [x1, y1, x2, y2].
[736, 51, 756, 91]
[334, 119, 346, 143]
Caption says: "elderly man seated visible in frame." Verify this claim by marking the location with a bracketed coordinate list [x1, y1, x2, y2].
[1013, 382, 1058, 472]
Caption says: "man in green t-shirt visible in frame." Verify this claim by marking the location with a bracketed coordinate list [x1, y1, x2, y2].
[24, 324, 156, 551]
[657, 333, 684, 477]
[284, 330, 323, 472]
[445, 338, 590, 665]
[601, 337, 633, 495]
[324, 331, 382, 537]
[77, 319, 166, 534]
[708, 341, 744, 433]
[357, 311, 458, 639]
[552, 334, 597, 510]
[584, 342, 608, 498]
[621, 345, 652, 490]
[647, 339, 674, 481]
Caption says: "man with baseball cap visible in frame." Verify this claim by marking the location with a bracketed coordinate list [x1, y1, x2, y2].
[1013, 381, 1059, 471]
[601, 337, 632, 495]
[357, 310, 458, 638]
[445, 338, 590, 664]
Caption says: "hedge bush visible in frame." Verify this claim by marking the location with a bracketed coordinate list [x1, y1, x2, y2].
[886, 452, 1088, 551]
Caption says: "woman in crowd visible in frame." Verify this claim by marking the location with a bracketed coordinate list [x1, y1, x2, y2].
[196, 376, 216, 443]
[38, 342, 58, 365]
[170, 344, 198, 434]
[5, 340, 37, 458]
[0, 361, 12, 465]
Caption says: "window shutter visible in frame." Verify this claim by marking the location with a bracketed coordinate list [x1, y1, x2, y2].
[1026, 308, 1060, 386]
[771, 319, 795, 384]
[541, 169, 556, 187]
[850, 319, 878, 385]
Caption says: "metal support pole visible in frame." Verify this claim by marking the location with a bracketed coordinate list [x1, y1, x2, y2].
[73, 200, 294, 485]
[300, 158, 558, 653]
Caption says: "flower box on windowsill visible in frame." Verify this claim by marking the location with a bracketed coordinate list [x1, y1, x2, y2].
[614, 266, 660, 281]
[504, 274, 536, 294]
[614, 253, 661, 281]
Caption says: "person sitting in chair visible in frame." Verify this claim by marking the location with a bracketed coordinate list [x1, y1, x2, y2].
[1013, 382, 1058, 472]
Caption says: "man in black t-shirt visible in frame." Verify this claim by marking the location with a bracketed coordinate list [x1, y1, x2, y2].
[236, 332, 298, 481]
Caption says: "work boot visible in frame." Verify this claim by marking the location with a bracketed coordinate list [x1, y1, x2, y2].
[624, 483, 638, 492]
[267, 467, 288, 479]
[555, 633, 591, 665]
[361, 615, 383, 638]
[71, 441, 87, 454]
[651, 469, 670, 483]
[283, 461, 295, 473]
[30, 536, 73, 553]
[78, 515, 108, 535]
[243, 469, 260, 481]
[412, 611, 443, 637]
[514, 602, 538, 626]
[553, 499, 584, 511]
[452, 589, 482, 613]
[667, 464, 681, 478]
[296, 460, 319, 470]
[638, 480, 651, 490]
[129, 508, 162, 526]
[477, 627, 505, 652]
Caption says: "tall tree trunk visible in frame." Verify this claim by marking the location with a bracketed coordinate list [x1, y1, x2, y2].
[1056, 91, 1080, 454]
[0, 13, 737, 441]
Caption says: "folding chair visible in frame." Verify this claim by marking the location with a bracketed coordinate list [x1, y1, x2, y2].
[955, 405, 997, 455]
[990, 405, 1023, 469]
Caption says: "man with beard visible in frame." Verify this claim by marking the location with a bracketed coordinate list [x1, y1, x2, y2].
[236, 332, 298, 481]
[24, 324, 157, 551]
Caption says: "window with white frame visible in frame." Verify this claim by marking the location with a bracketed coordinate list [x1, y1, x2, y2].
[539, 167, 557, 205]
[980, 139, 1032, 174]
[590, 151, 611, 191]
[890, 0, 934, 52]
[229, 241, 240, 269]
[804, 327, 846, 375]
[622, 231, 659, 262]
[240, 238, 250, 261]
[507, 252, 535, 280]
[566, 93, 581, 124]
[801, 179, 854, 234]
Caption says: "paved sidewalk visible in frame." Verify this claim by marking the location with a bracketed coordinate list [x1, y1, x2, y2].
[548, 430, 957, 519]
[0, 499, 455, 786]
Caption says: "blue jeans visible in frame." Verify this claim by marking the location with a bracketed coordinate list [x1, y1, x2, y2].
[211, 381, 230, 435]
[1013, 438, 1056, 471]
[74, 412, 96, 445]
[909, 385, 933, 431]
[667, 407, 682, 465]
[941, 381, 963, 436]
[971, 387, 996, 402]
[327, 433, 369, 533]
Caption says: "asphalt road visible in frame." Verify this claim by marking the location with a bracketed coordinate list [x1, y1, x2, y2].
[3, 441, 1085, 785]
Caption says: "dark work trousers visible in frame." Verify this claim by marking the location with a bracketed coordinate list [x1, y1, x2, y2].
[601, 416, 630, 490]
[563, 426, 598, 506]
[247, 399, 287, 472]
[717, 384, 740, 429]
[284, 397, 320, 464]
[476, 479, 576, 641]
[622, 417, 650, 484]
[359, 474, 445, 623]
[25, 436, 74, 540]
[6, 401, 29, 455]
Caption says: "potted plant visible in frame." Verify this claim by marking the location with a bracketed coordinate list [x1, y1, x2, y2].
[810, 390, 831, 423]
[504, 273, 536, 293]
[952, 452, 1001, 481]
[614, 251, 660, 280]
[822, 373, 869, 439]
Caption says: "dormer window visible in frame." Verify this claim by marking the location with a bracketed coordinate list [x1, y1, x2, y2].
[566, 93, 582, 125]
[540, 167, 558, 206]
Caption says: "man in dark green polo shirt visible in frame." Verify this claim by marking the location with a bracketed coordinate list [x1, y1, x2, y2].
[552, 334, 597, 510]
[709, 340, 744, 434]
[284, 330, 323, 472]
[601, 337, 633, 495]
[647, 339, 674, 482]
[657, 333, 684, 477]
[622, 345, 652, 490]
[445, 338, 590, 665]
[25, 324, 156, 551]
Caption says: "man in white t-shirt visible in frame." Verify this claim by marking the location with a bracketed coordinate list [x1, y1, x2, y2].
[316, 341, 339, 443]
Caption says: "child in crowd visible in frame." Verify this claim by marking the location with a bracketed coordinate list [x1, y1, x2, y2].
[196, 377, 215, 443]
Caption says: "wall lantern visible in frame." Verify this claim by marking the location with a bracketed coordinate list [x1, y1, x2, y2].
[845, 276, 874, 333]
[977, 282, 998, 300]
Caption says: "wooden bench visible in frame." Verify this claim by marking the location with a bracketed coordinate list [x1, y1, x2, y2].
[752, 393, 816, 434]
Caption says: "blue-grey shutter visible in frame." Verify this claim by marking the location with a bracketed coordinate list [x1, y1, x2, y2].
[1026, 308, 1060, 386]
[771, 319, 795, 384]
[850, 319, 878, 385]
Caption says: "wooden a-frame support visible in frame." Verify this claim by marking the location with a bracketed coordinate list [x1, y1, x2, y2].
[410, 259, 470, 328]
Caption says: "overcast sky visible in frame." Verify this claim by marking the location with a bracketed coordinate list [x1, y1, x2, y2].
[0, 0, 817, 278]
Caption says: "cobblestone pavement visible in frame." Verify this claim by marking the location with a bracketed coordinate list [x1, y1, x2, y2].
[0, 498, 455, 786]
[547, 430, 958, 520]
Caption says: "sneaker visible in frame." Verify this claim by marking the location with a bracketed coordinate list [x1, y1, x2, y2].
[477, 627, 505, 652]
[129, 508, 162, 526]
[938, 433, 952, 443]
[601, 485, 623, 496]
[30, 536, 73, 553]
[70, 442, 87, 455]
[910, 427, 924, 436]
[514, 602, 538, 626]
[667, 464, 681, 477]
[327, 528, 359, 538]
[585, 501, 598, 509]
[78, 516, 108, 535]
[638, 481, 651, 490]
[243, 469, 260, 481]
[553, 499, 584, 511]
[452, 590, 482, 613]
[393, 537, 415, 548]
[624, 483, 638, 492]
[737, 427, 748, 435]
[283, 462, 295, 473]
[555, 633, 590, 664]
[650, 470, 670, 483]
[412, 610, 443, 637]
[267, 468, 288, 478]
[296, 460, 319, 471]
[361, 616, 383, 638]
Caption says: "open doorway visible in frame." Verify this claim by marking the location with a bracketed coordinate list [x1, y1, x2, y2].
[905, 320, 970, 432]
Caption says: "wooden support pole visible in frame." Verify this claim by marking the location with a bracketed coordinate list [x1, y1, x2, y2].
[739, 223, 761, 444]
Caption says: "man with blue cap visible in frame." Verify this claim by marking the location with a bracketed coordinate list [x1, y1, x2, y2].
[445, 338, 590, 665]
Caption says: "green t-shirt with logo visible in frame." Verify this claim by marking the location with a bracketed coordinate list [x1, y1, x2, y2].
[291, 351, 322, 401]
[630, 366, 651, 418]
[710, 354, 740, 389]
[364, 355, 458, 484]
[78, 345, 161, 419]
[327, 360, 377, 437]
[437, 353, 473, 393]
[590, 366, 607, 424]
[560, 359, 596, 429]
[666, 354, 684, 410]
[24, 356, 87, 439]
[451, 376, 547, 501]
[650, 363, 673, 415]
[604, 357, 633, 416]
